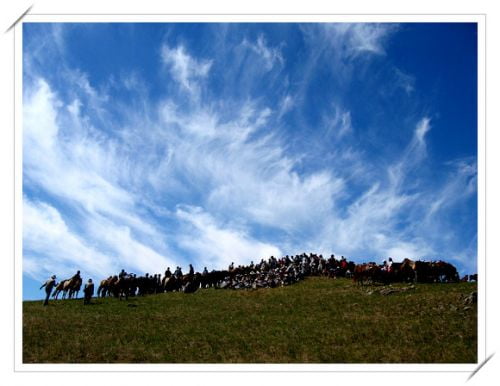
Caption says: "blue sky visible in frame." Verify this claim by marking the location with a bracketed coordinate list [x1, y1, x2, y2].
[22, 22, 477, 300]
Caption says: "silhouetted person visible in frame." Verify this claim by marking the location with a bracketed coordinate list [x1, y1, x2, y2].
[388, 257, 394, 272]
[40, 275, 57, 306]
[83, 279, 94, 305]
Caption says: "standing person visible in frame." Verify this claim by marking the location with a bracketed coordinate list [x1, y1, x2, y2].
[71, 270, 81, 280]
[40, 275, 58, 306]
[189, 264, 194, 276]
[387, 257, 394, 273]
[83, 279, 94, 305]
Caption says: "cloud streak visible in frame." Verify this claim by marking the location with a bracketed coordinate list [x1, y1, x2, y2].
[161, 44, 213, 97]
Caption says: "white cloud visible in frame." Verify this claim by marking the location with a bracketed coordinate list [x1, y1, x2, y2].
[309, 117, 437, 262]
[415, 117, 431, 144]
[23, 77, 178, 279]
[386, 242, 429, 262]
[278, 94, 294, 119]
[242, 34, 284, 71]
[325, 104, 353, 139]
[23, 197, 116, 281]
[394, 68, 415, 94]
[425, 158, 477, 218]
[84, 215, 175, 275]
[154, 98, 345, 234]
[322, 23, 395, 57]
[161, 44, 212, 95]
[175, 206, 282, 269]
[316, 182, 421, 260]
[25, 78, 151, 234]
[388, 117, 432, 189]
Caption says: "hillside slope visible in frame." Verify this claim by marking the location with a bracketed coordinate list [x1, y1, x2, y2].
[23, 278, 477, 363]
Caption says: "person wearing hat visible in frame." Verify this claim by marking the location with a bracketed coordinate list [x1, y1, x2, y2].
[83, 278, 94, 305]
[40, 275, 58, 306]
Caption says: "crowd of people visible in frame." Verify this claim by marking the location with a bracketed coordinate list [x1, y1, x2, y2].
[39, 252, 469, 305]
[39, 253, 355, 304]
[211, 253, 354, 290]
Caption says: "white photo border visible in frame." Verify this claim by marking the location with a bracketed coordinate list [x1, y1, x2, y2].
[14, 13, 486, 373]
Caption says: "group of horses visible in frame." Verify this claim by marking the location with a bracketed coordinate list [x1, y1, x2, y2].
[353, 258, 462, 285]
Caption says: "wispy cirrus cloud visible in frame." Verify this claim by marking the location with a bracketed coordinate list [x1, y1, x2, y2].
[161, 44, 213, 96]
[175, 205, 282, 269]
[23, 197, 116, 280]
[322, 23, 396, 57]
[23, 77, 178, 280]
[241, 34, 284, 71]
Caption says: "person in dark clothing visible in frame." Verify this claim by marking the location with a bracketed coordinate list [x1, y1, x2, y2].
[40, 275, 58, 306]
[189, 264, 194, 276]
[83, 279, 94, 305]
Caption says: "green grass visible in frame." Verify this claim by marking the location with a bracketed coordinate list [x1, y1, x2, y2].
[23, 277, 477, 363]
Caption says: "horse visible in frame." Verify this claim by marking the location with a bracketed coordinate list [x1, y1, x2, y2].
[388, 260, 415, 283]
[353, 263, 381, 285]
[97, 276, 114, 297]
[183, 274, 202, 293]
[432, 261, 459, 283]
[403, 259, 434, 283]
[200, 270, 229, 288]
[62, 276, 82, 299]
[68, 277, 82, 299]
[163, 276, 182, 292]
[52, 280, 69, 300]
[136, 275, 153, 296]
[114, 275, 136, 300]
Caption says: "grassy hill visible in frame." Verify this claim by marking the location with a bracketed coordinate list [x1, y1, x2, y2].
[23, 277, 477, 363]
